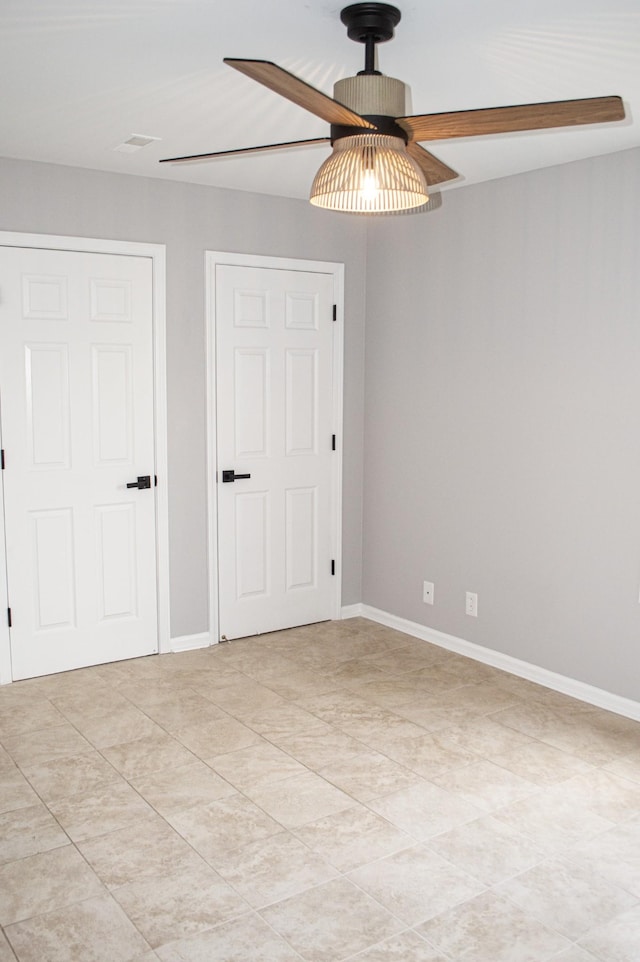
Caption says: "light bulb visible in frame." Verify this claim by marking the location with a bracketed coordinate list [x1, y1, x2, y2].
[360, 167, 379, 201]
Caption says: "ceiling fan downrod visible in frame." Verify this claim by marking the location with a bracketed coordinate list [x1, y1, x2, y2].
[340, 2, 401, 75]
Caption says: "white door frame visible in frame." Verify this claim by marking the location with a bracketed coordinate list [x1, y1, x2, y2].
[205, 251, 344, 643]
[0, 231, 170, 684]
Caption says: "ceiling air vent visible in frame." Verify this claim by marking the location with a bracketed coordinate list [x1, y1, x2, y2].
[114, 134, 161, 153]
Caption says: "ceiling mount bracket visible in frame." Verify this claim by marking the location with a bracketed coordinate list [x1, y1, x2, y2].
[340, 3, 401, 75]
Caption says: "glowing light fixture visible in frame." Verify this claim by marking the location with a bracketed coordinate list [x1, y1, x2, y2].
[309, 132, 429, 213]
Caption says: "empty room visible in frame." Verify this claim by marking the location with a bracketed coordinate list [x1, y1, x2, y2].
[1, 1, 640, 960]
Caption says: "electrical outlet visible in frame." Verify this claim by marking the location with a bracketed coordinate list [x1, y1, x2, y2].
[465, 591, 478, 617]
[423, 581, 434, 605]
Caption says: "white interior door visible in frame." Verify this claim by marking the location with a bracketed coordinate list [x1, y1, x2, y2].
[215, 262, 338, 640]
[0, 246, 158, 679]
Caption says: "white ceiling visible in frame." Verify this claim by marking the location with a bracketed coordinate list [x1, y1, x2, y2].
[1, 0, 639, 201]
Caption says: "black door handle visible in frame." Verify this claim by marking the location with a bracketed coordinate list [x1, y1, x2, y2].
[222, 469, 251, 483]
[127, 475, 151, 489]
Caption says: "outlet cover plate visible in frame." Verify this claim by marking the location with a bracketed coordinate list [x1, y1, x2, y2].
[465, 591, 478, 617]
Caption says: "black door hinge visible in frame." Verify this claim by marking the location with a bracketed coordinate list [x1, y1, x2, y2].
[7, 608, 12, 628]
[1, 449, 5, 470]
[331, 560, 335, 576]
[332, 434, 336, 451]
[154, 475, 158, 487]
[332, 304, 337, 322]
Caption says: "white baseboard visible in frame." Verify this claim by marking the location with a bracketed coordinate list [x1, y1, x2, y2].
[169, 631, 213, 653]
[341, 604, 364, 619]
[358, 604, 640, 723]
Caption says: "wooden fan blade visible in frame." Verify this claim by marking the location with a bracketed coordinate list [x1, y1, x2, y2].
[159, 137, 330, 165]
[407, 142, 458, 185]
[224, 59, 375, 128]
[397, 95, 625, 142]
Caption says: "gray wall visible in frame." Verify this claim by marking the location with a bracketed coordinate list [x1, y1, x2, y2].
[0, 157, 367, 638]
[363, 147, 640, 701]
[4, 148, 640, 702]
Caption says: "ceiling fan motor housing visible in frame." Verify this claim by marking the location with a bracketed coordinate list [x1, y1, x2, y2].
[331, 74, 408, 144]
[334, 74, 406, 117]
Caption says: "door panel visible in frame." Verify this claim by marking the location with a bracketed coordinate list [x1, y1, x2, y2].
[31, 508, 76, 631]
[91, 345, 133, 464]
[216, 264, 335, 640]
[235, 490, 270, 599]
[95, 503, 138, 620]
[285, 486, 317, 591]
[22, 273, 68, 319]
[26, 343, 72, 468]
[234, 348, 269, 458]
[0, 247, 158, 679]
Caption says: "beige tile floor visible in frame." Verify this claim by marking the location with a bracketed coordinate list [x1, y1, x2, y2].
[1, 617, 640, 961]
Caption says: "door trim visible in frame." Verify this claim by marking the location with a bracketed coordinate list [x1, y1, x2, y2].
[205, 250, 344, 643]
[0, 231, 170, 684]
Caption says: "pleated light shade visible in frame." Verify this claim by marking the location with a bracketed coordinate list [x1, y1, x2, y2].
[309, 134, 429, 213]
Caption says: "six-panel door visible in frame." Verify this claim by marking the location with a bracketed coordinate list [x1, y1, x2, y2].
[0, 247, 158, 679]
[216, 264, 335, 640]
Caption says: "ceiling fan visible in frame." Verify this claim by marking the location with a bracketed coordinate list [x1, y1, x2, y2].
[160, 2, 625, 213]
